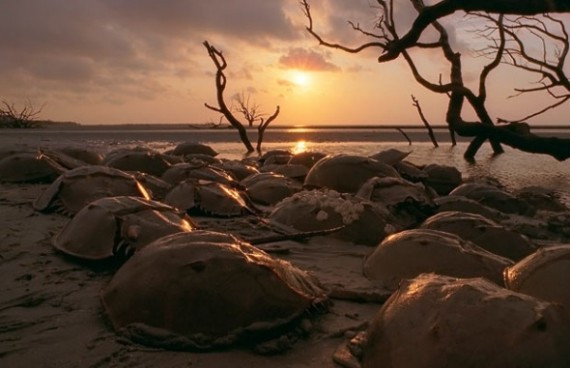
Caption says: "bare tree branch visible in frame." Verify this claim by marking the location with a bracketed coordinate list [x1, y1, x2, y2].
[0, 99, 45, 128]
[377, 0, 570, 62]
[203, 41, 254, 153]
[257, 106, 280, 153]
[301, 0, 570, 161]
[412, 95, 439, 147]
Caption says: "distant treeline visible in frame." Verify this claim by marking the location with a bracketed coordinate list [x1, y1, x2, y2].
[0, 116, 79, 129]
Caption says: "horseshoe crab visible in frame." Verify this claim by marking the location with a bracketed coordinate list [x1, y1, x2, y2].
[267, 164, 309, 182]
[52, 196, 193, 261]
[434, 195, 507, 222]
[420, 211, 536, 261]
[363, 229, 512, 290]
[164, 180, 255, 217]
[183, 153, 222, 165]
[105, 150, 172, 177]
[39, 149, 91, 170]
[357, 176, 436, 229]
[131, 172, 172, 200]
[169, 142, 218, 157]
[393, 160, 428, 183]
[161, 162, 237, 187]
[505, 244, 570, 316]
[213, 160, 259, 181]
[57, 146, 104, 165]
[268, 189, 398, 246]
[263, 154, 292, 166]
[34, 166, 151, 216]
[100, 234, 328, 350]
[369, 148, 411, 165]
[288, 151, 326, 169]
[515, 186, 568, 212]
[423, 164, 462, 195]
[0, 152, 65, 183]
[242, 173, 302, 206]
[304, 154, 400, 193]
[355, 273, 570, 368]
[259, 150, 291, 164]
[450, 183, 535, 216]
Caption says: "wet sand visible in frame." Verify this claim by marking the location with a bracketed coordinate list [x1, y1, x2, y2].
[0, 182, 388, 368]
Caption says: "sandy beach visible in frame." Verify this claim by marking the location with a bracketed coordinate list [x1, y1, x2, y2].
[1, 138, 570, 368]
[0, 181, 389, 367]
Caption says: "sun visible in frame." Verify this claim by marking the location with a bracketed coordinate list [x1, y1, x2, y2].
[291, 71, 311, 87]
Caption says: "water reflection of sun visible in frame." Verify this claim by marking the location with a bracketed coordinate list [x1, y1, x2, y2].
[292, 140, 308, 154]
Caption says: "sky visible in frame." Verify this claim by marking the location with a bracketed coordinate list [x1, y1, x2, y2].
[1, 0, 569, 126]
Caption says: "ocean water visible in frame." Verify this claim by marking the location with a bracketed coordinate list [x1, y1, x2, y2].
[2, 127, 569, 204]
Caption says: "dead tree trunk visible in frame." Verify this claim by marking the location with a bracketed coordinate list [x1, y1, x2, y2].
[203, 41, 254, 153]
[411, 95, 439, 147]
[396, 128, 412, 145]
[256, 106, 280, 153]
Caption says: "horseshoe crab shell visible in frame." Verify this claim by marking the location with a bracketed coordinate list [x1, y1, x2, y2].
[243, 173, 302, 206]
[369, 148, 411, 165]
[0, 152, 66, 183]
[360, 273, 570, 368]
[169, 142, 218, 157]
[52, 196, 193, 261]
[363, 229, 513, 290]
[423, 164, 462, 195]
[357, 176, 436, 228]
[164, 180, 253, 217]
[421, 211, 536, 261]
[450, 183, 535, 216]
[304, 154, 400, 193]
[259, 150, 291, 164]
[393, 160, 428, 183]
[105, 151, 172, 177]
[100, 235, 328, 350]
[268, 189, 398, 246]
[213, 160, 259, 181]
[57, 147, 104, 165]
[161, 163, 237, 187]
[515, 186, 568, 212]
[504, 244, 570, 315]
[265, 164, 309, 182]
[287, 151, 326, 169]
[183, 153, 222, 165]
[434, 195, 507, 222]
[34, 166, 151, 216]
[263, 154, 292, 166]
[130, 172, 173, 200]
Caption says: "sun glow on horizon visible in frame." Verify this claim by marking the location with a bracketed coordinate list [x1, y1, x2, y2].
[290, 70, 311, 87]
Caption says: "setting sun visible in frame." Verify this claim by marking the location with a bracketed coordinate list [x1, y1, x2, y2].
[291, 71, 311, 87]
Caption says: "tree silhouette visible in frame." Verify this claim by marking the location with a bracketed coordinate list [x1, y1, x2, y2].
[204, 41, 280, 154]
[0, 99, 45, 128]
[301, 0, 570, 161]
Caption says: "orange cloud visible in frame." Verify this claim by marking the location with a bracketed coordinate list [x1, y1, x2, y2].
[278, 47, 340, 71]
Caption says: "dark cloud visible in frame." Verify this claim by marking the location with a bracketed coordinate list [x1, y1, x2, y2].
[0, 0, 300, 103]
[279, 47, 340, 71]
[102, 0, 299, 44]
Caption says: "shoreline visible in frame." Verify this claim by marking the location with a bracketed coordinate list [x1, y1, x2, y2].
[8, 122, 570, 131]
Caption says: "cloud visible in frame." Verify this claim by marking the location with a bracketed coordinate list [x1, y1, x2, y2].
[279, 47, 340, 71]
[0, 0, 301, 104]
